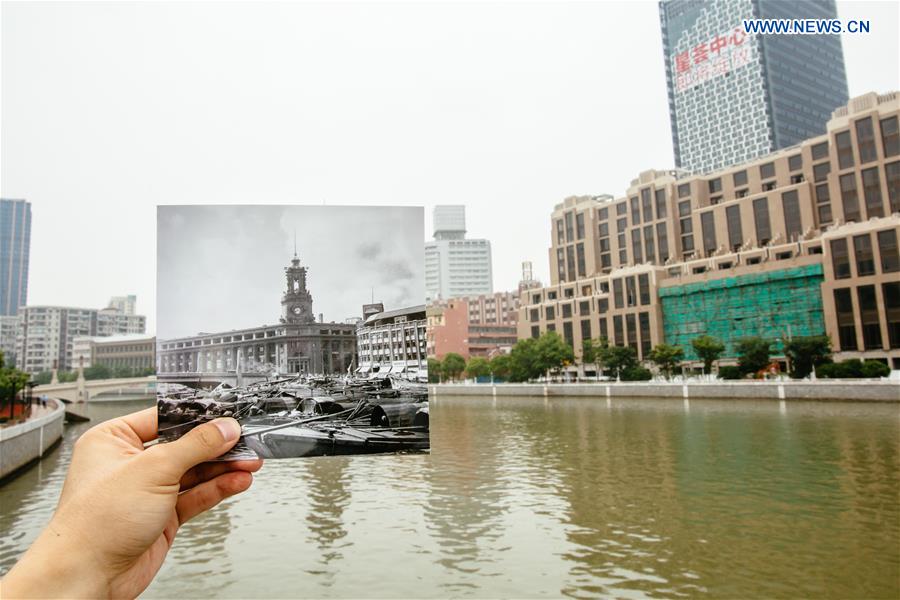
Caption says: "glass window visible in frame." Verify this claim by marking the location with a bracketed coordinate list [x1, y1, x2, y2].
[861, 167, 884, 218]
[858, 285, 882, 350]
[598, 298, 609, 314]
[580, 319, 591, 342]
[836, 130, 854, 169]
[630, 196, 640, 224]
[600, 238, 610, 252]
[830, 238, 851, 279]
[576, 212, 585, 239]
[813, 161, 830, 182]
[680, 217, 693, 234]
[855, 117, 877, 164]
[617, 217, 627, 233]
[733, 170, 747, 187]
[639, 312, 651, 359]
[840, 173, 861, 222]
[818, 203, 833, 225]
[631, 229, 643, 263]
[878, 229, 900, 273]
[700, 212, 716, 254]
[555, 219, 564, 244]
[682, 235, 694, 252]
[599, 222, 609, 237]
[545, 306, 555, 320]
[655, 189, 667, 219]
[853, 234, 875, 276]
[562, 303, 572, 318]
[678, 183, 691, 198]
[529, 308, 539, 322]
[708, 178, 722, 193]
[833, 288, 857, 351]
[598, 207, 609, 221]
[643, 225, 656, 263]
[601, 253, 612, 268]
[678, 200, 691, 217]
[619, 249, 627, 264]
[641, 188, 653, 222]
[788, 155, 802, 171]
[782, 190, 802, 241]
[566, 246, 575, 280]
[638, 274, 650, 306]
[599, 317, 608, 341]
[616, 202, 626, 216]
[726, 205, 743, 250]
[556, 248, 566, 281]
[887, 161, 900, 213]
[563, 321, 574, 348]
[657, 222, 670, 263]
[753, 198, 771, 245]
[612, 279, 623, 309]
[625, 276, 637, 307]
[564, 212, 573, 241]
[531, 325, 540, 339]
[759, 162, 775, 180]
[613, 315, 624, 346]
[625, 314, 637, 350]
[811, 142, 829, 161]
[883, 282, 900, 349]
[576, 243, 586, 277]
[881, 116, 899, 158]
[579, 300, 590, 316]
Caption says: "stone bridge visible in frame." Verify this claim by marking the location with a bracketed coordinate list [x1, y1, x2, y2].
[156, 371, 273, 390]
[37, 377, 157, 403]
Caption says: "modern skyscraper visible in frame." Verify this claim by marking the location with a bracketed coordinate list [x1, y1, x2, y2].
[1, 198, 32, 316]
[660, 0, 849, 174]
[424, 205, 493, 301]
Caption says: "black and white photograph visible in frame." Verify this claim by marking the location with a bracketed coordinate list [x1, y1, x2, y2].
[155, 205, 429, 460]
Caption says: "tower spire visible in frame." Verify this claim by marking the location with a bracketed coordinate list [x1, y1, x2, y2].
[293, 230, 297, 258]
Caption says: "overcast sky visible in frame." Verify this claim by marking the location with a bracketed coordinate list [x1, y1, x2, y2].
[2, 1, 898, 335]
[157, 205, 422, 339]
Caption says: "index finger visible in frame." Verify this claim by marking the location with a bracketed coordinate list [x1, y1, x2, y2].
[118, 407, 159, 443]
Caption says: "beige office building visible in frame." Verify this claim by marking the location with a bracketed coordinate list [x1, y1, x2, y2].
[520, 92, 900, 370]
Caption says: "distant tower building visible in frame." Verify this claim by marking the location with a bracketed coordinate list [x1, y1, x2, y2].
[425, 205, 493, 302]
[107, 295, 137, 315]
[518, 261, 541, 294]
[659, 0, 849, 174]
[0, 198, 32, 316]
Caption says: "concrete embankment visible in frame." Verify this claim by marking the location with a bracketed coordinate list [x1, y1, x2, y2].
[0, 399, 66, 480]
[430, 380, 900, 402]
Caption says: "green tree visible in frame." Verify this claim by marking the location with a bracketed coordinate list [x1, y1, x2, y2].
[735, 336, 773, 375]
[602, 345, 639, 377]
[427, 358, 442, 383]
[783, 335, 832, 379]
[0, 351, 30, 405]
[621, 366, 652, 381]
[84, 364, 114, 380]
[465, 356, 491, 379]
[535, 331, 575, 377]
[861, 360, 890, 378]
[691, 335, 725, 374]
[489, 354, 512, 381]
[33, 371, 52, 385]
[648, 343, 684, 379]
[441, 353, 466, 381]
[582, 337, 609, 378]
[509, 338, 542, 382]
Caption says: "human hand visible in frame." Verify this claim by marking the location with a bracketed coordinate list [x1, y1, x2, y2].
[1, 407, 262, 599]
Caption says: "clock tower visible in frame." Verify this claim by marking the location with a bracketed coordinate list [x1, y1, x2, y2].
[281, 251, 315, 325]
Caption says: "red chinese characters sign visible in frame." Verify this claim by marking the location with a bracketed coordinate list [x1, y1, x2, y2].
[674, 27, 751, 92]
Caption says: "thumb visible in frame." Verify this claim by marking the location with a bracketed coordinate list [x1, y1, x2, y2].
[149, 418, 242, 479]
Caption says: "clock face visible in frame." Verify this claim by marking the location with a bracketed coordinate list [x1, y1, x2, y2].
[293, 306, 302, 315]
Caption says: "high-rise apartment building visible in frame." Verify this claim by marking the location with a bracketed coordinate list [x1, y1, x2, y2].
[107, 295, 137, 315]
[520, 92, 900, 371]
[425, 205, 493, 301]
[1, 198, 32, 316]
[16, 302, 147, 373]
[660, 0, 849, 174]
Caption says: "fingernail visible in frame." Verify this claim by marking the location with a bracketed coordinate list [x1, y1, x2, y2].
[213, 418, 241, 442]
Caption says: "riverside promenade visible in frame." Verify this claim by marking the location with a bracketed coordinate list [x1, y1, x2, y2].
[0, 399, 66, 480]
[430, 379, 900, 402]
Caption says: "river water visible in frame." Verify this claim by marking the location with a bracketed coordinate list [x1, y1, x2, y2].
[1, 396, 898, 598]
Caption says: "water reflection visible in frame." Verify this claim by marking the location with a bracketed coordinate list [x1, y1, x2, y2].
[1, 397, 898, 599]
